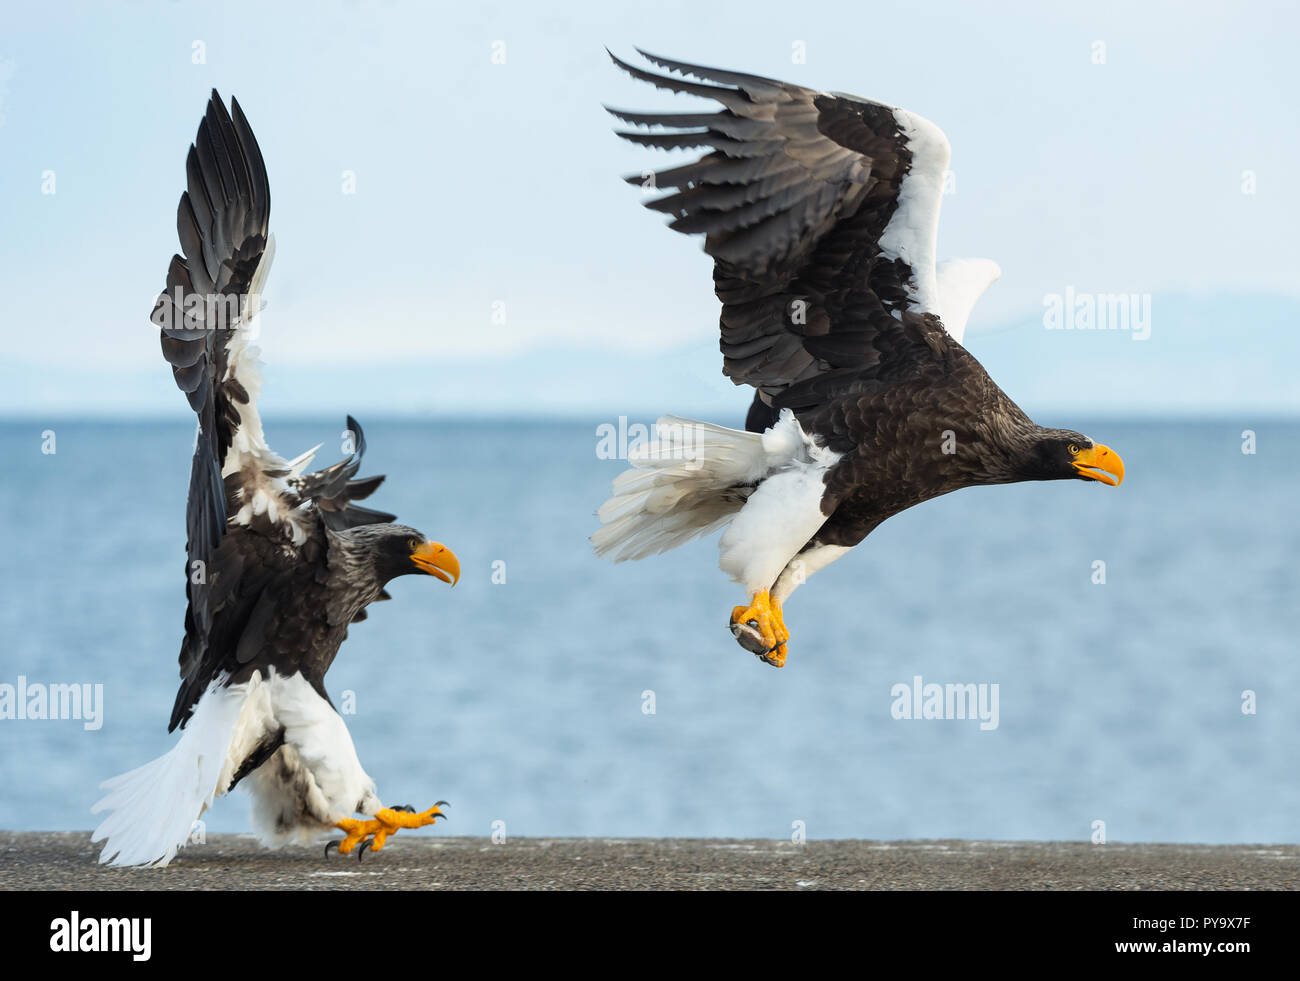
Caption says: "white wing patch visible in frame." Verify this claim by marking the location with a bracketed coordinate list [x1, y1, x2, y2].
[878, 108, 951, 319]
[876, 111, 1000, 342]
[218, 235, 309, 544]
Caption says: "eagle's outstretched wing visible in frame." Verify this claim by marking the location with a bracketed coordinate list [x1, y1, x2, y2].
[150, 92, 392, 729]
[609, 50, 972, 429]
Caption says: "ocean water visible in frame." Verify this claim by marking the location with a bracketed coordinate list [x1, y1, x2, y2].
[0, 418, 1296, 845]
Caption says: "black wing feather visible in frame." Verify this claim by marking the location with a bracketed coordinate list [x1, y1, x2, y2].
[609, 51, 954, 430]
[151, 91, 271, 727]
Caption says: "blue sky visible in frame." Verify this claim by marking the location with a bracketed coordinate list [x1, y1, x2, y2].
[1, 0, 1296, 417]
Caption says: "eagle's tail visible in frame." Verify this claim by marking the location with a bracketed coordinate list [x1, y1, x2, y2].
[592, 410, 807, 561]
[91, 676, 268, 868]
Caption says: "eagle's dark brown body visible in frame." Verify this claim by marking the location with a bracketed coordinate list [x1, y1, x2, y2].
[806, 344, 1037, 549]
[171, 516, 375, 731]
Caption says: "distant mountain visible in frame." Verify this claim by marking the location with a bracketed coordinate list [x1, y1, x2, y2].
[5, 293, 1296, 419]
[969, 292, 1297, 417]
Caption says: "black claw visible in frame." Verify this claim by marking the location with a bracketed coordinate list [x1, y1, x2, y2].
[391, 804, 415, 813]
[357, 840, 372, 861]
[324, 840, 339, 858]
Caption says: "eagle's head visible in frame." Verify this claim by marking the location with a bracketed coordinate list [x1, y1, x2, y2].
[361, 523, 461, 586]
[1020, 431, 1126, 486]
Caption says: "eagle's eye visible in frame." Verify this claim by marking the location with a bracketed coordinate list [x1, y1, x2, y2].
[408, 538, 419, 551]
[1067, 443, 1081, 455]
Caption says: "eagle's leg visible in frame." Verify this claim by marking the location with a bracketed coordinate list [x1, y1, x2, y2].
[729, 543, 853, 667]
[730, 589, 790, 667]
[330, 803, 446, 859]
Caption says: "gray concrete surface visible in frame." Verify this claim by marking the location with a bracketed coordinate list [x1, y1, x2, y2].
[1, 832, 1295, 890]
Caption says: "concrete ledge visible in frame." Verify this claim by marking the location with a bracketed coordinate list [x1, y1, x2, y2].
[2, 832, 1295, 890]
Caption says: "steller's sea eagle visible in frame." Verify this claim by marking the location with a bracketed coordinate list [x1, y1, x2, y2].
[593, 51, 1125, 667]
[91, 91, 461, 867]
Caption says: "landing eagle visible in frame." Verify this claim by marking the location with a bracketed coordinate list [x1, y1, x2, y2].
[92, 92, 460, 867]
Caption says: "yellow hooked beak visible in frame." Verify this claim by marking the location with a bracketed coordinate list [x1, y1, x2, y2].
[409, 541, 460, 585]
[1071, 443, 1125, 486]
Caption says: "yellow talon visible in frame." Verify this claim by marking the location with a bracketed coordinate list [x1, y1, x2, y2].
[375, 805, 444, 830]
[332, 803, 445, 856]
[729, 589, 790, 667]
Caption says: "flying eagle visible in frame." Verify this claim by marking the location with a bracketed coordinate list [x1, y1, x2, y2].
[91, 91, 461, 867]
[594, 51, 1125, 667]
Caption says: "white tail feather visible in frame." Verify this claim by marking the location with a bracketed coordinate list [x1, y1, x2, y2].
[593, 411, 810, 562]
[91, 675, 272, 868]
